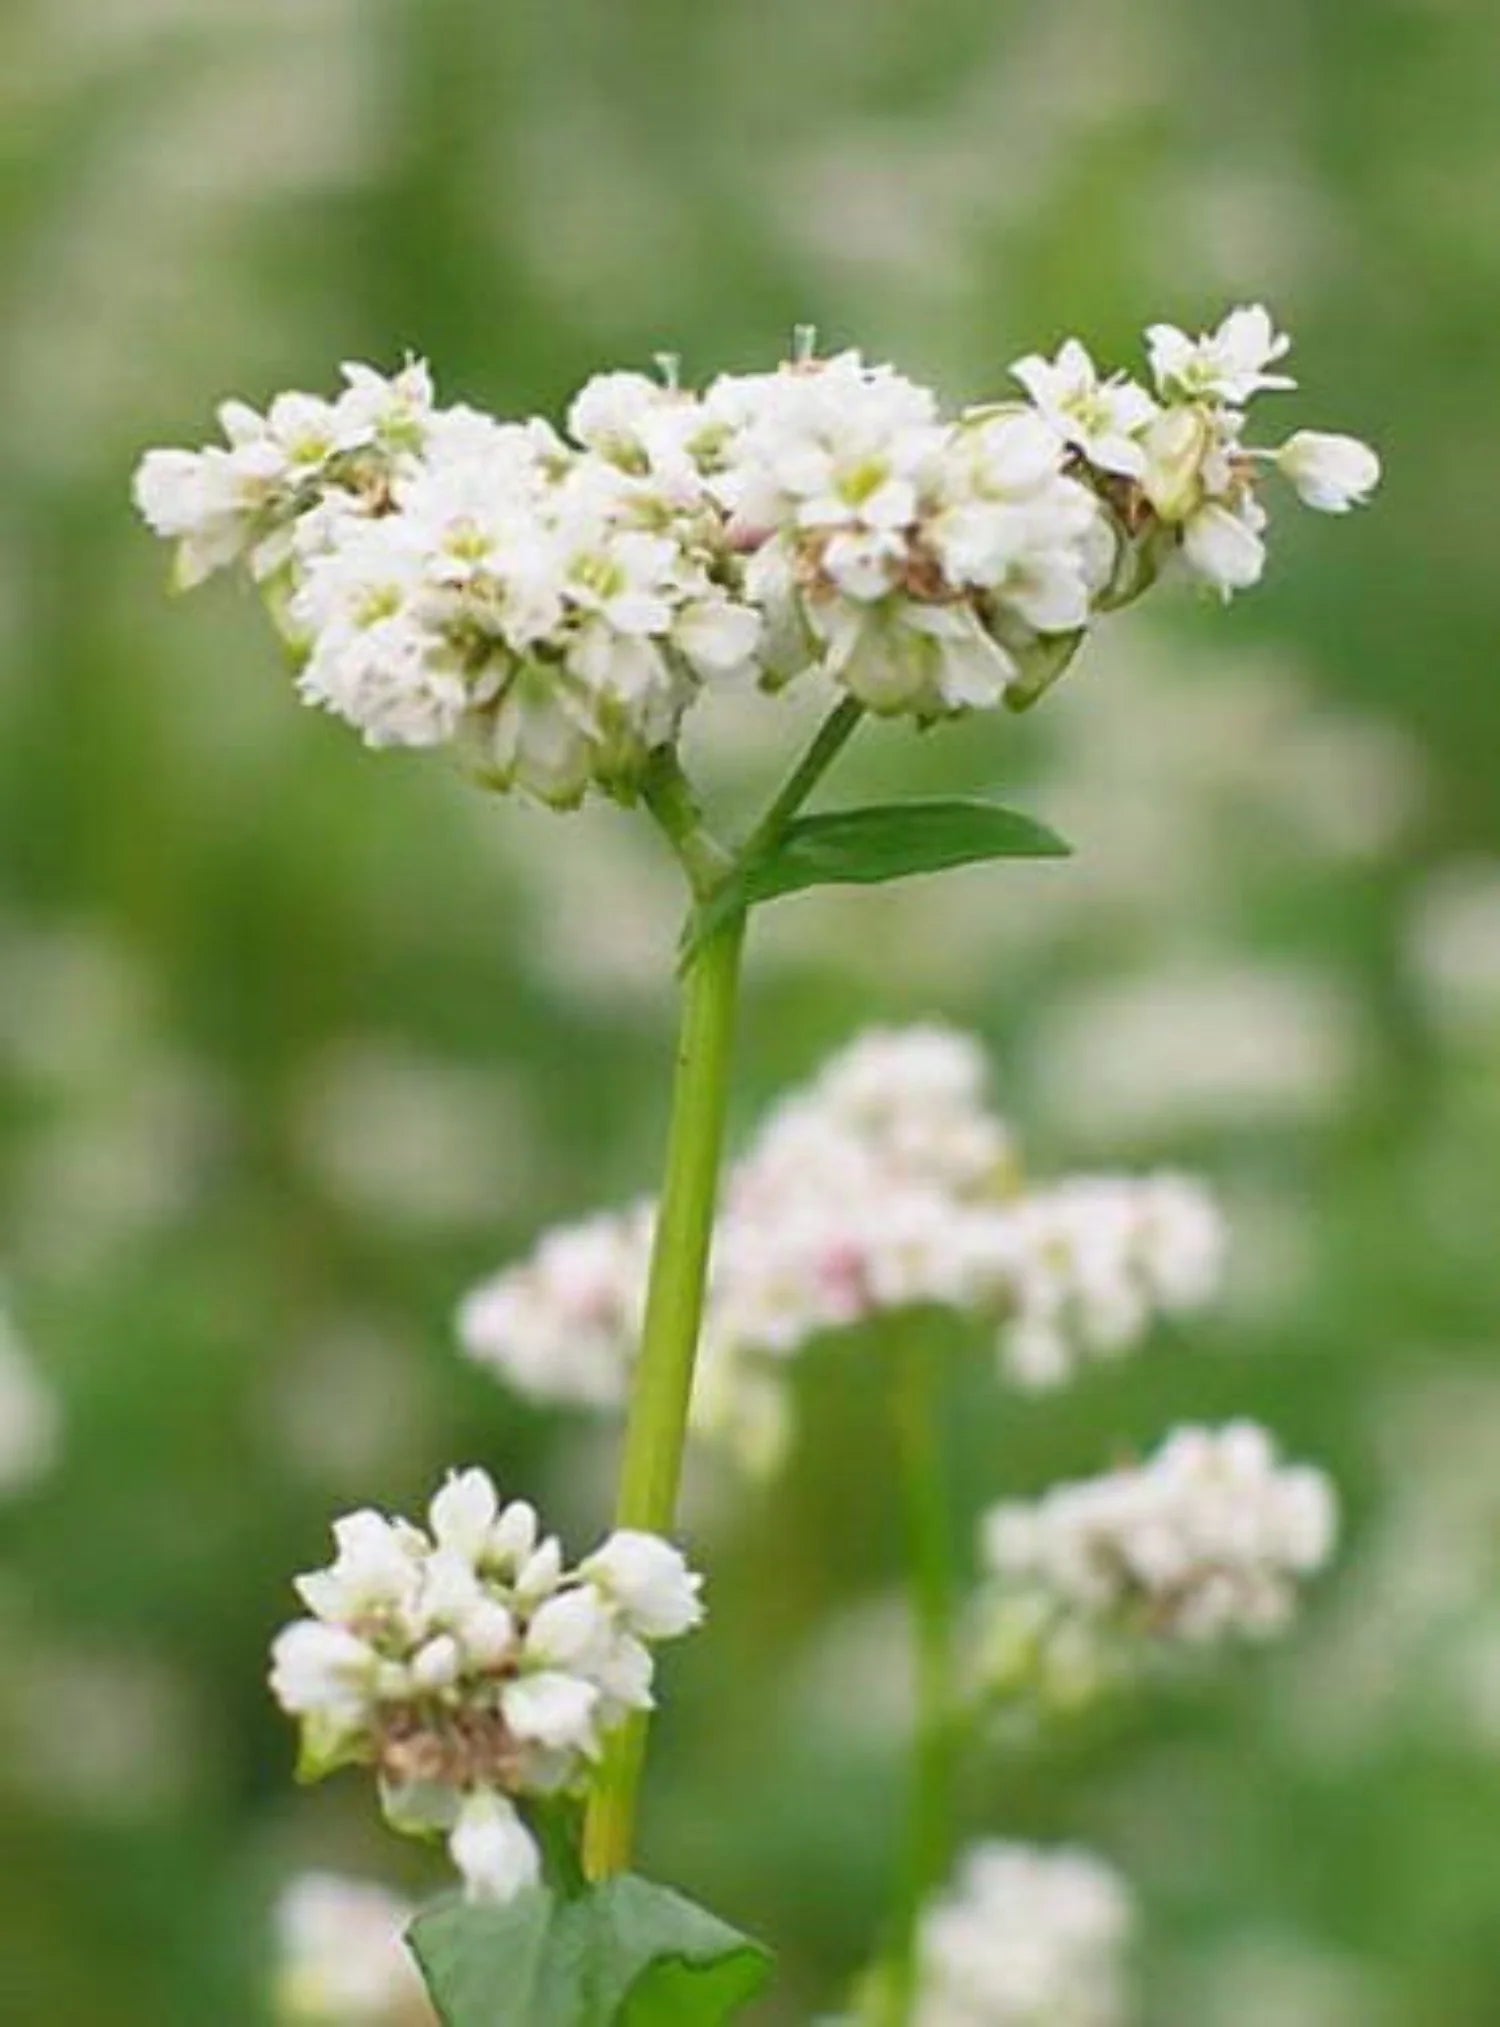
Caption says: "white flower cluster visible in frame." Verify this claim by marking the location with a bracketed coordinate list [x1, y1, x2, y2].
[975, 1422, 1337, 1706]
[914, 1840, 1134, 2027]
[133, 309, 1377, 801]
[268, 1467, 703, 1901]
[459, 1027, 1227, 1470]
[1015, 305, 1380, 596]
[274, 1873, 430, 2025]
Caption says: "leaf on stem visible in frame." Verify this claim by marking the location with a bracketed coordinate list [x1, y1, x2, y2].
[408, 1876, 771, 2026]
[683, 797, 1071, 961]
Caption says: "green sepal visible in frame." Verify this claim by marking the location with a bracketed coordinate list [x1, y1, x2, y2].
[293, 1712, 366, 1786]
[1002, 628, 1086, 712]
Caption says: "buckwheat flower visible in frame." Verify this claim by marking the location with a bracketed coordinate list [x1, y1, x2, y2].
[566, 370, 720, 510]
[1146, 304, 1295, 404]
[1180, 497, 1269, 597]
[269, 1467, 703, 1893]
[708, 350, 942, 538]
[793, 1024, 1015, 1195]
[1274, 430, 1382, 513]
[457, 1204, 653, 1412]
[812, 597, 1019, 718]
[273, 1872, 430, 2024]
[460, 1030, 1226, 1466]
[581, 1531, 706, 1639]
[914, 1841, 1134, 2027]
[1011, 338, 1158, 479]
[991, 1173, 1227, 1390]
[974, 1422, 1337, 1705]
[448, 1791, 542, 1905]
[335, 358, 437, 453]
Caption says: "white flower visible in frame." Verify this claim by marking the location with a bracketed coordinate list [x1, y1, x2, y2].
[428, 1467, 499, 1563]
[1181, 498, 1268, 596]
[976, 1421, 1338, 1682]
[269, 1621, 377, 1726]
[525, 1585, 615, 1669]
[270, 1469, 704, 1885]
[672, 596, 762, 678]
[1011, 339, 1158, 478]
[815, 598, 1019, 718]
[1147, 304, 1295, 404]
[460, 1029, 1227, 1468]
[294, 1510, 421, 1623]
[1274, 430, 1381, 513]
[448, 1792, 541, 1906]
[502, 1670, 602, 1752]
[137, 314, 1377, 780]
[336, 357, 436, 451]
[582, 1531, 706, 1638]
[915, 1841, 1133, 2027]
[457, 1204, 651, 1410]
[273, 1872, 427, 2023]
[132, 443, 280, 588]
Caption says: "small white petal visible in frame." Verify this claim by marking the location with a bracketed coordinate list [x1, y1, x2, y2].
[449, 1793, 541, 1905]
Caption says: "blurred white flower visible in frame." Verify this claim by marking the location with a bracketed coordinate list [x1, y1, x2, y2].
[1029, 961, 1365, 1141]
[915, 1840, 1134, 2027]
[1405, 859, 1500, 1040]
[295, 1041, 534, 1233]
[975, 1422, 1337, 1704]
[274, 1872, 430, 2024]
[1168, 1930, 1387, 2027]
[461, 1026, 1226, 1460]
[0, 1300, 60, 1495]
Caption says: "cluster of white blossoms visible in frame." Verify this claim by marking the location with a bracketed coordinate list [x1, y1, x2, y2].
[913, 1841, 1134, 2027]
[268, 1467, 703, 1901]
[274, 1873, 429, 2025]
[133, 309, 1377, 804]
[974, 1422, 1338, 1707]
[1014, 306, 1378, 599]
[460, 1027, 1227, 1468]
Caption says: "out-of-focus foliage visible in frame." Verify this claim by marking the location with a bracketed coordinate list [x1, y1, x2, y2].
[1, 1, 1498, 2021]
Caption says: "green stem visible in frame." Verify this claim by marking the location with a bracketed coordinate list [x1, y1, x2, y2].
[641, 751, 734, 897]
[582, 709, 864, 1881]
[744, 695, 863, 858]
[886, 1324, 957, 2021]
[581, 907, 747, 1879]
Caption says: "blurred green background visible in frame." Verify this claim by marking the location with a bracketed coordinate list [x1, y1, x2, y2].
[3, 1, 1499, 2021]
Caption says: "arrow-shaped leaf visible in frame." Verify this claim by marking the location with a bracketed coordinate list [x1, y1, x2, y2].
[685, 797, 1070, 960]
[408, 1877, 771, 2027]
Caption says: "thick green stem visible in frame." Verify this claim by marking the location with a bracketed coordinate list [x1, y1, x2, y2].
[581, 909, 746, 1879]
[582, 709, 863, 1880]
[886, 1325, 957, 2021]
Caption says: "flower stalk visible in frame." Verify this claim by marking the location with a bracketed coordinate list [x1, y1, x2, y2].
[581, 906, 747, 1879]
[584, 706, 866, 1878]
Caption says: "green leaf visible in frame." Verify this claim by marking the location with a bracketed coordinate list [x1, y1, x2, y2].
[408, 1891, 555, 2026]
[408, 1876, 772, 2027]
[685, 797, 1070, 960]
